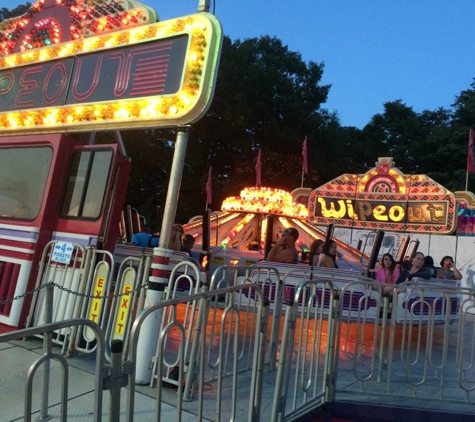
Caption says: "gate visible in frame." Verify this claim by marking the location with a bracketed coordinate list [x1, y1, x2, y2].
[127, 282, 269, 421]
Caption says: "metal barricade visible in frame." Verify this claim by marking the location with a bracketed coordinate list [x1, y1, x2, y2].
[0, 316, 107, 422]
[271, 276, 336, 421]
[127, 283, 269, 422]
[333, 280, 475, 406]
[26, 241, 88, 350]
[210, 264, 284, 369]
[149, 260, 204, 388]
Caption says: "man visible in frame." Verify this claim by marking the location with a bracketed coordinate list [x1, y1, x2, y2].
[267, 227, 299, 264]
[129, 225, 152, 247]
[181, 234, 195, 254]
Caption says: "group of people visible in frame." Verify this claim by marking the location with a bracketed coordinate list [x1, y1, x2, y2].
[130, 223, 195, 254]
[374, 251, 462, 286]
[130, 222, 463, 287]
[267, 227, 463, 287]
[308, 238, 339, 268]
[267, 228, 339, 269]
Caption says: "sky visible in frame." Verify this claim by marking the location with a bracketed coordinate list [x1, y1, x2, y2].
[6, 0, 475, 128]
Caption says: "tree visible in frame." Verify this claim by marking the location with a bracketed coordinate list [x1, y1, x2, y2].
[184, 36, 329, 208]
[176, 35, 334, 219]
[361, 100, 470, 192]
[0, 4, 30, 21]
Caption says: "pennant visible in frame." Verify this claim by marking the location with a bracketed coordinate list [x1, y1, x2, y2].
[302, 136, 308, 174]
[206, 166, 212, 204]
[255, 149, 262, 187]
[468, 129, 475, 173]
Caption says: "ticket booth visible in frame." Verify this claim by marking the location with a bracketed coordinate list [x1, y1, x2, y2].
[0, 133, 130, 333]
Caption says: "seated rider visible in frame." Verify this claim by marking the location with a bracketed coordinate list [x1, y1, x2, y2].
[130, 225, 153, 247]
[396, 252, 432, 284]
[181, 234, 195, 254]
[168, 224, 184, 251]
[267, 227, 299, 264]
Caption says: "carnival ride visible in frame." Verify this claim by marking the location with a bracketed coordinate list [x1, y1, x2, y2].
[181, 186, 367, 272]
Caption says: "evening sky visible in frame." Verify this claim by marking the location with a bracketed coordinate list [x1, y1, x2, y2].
[6, 0, 475, 128]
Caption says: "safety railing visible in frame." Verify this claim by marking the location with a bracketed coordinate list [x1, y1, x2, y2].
[127, 282, 269, 422]
[0, 315, 107, 421]
[2, 258, 475, 421]
[333, 280, 475, 406]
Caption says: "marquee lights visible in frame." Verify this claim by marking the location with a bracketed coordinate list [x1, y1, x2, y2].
[221, 187, 309, 219]
[358, 169, 406, 194]
[308, 157, 456, 234]
[0, 1, 222, 134]
[0, 0, 156, 57]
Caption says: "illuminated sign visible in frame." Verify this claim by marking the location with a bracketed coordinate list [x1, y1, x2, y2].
[308, 157, 456, 234]
[221, 187, 309, 219]
[0, 35, 189, 110]
[0, 1, 222, 134]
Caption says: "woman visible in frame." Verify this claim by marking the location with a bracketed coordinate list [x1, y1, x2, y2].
[318, 239, 338, 269]
[396, 252, 432, 284]
[375, 253, 400, 285]
[167, 224, 184, 251]
[309, 239, 324, 267]
[437, 256, 462, 280]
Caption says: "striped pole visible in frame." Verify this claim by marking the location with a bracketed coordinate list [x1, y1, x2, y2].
[135, 247, 172, 384]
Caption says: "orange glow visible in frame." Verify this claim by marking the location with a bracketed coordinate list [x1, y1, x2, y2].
[221, 213, 255, 246]
[221, 187, 309, 219]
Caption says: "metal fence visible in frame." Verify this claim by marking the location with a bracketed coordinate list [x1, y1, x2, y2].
[2, 261, 475, 421]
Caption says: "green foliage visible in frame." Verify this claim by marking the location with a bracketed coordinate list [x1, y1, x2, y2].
[120, 38, 475, 224]
[0, 4, 30, 21]
[2, 5, 475, 224]
[166, 35, 333, 222]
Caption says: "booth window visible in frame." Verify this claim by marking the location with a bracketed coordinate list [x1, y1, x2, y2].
[61, 149, 113, 219]
[0, 147, 52, 220]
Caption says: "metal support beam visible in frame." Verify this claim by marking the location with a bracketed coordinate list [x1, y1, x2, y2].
[198, 0, 210, 13]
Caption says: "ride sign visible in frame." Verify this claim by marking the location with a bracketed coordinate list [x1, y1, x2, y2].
[0, 0, 223, 135]
[51, 241, 74, 264]
[308, 157, 457, 234]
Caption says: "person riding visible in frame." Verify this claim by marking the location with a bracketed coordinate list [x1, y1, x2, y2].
[437, 256, 462, 280]
[168, 224, 184, 251]
[129, 225, 152, 247]
[396, 252, 432, 284]
[181, 234, 195, 254]
[309, 239, 324, 267]
[267, 227, 299, 264]
[423, 255, 438, 278]
[318, 239, 338, 268]
[375, 253, 400, 285]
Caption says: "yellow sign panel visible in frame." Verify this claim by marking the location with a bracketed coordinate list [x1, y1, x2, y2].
[114, 284, 133, 337]
[113, 267, 136, 340]
[88, 276, 105, 323]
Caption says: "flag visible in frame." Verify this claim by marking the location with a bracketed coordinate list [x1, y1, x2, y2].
[255, 149, 262, 187]
[468, 129, 475, 173]
[206, 166, 212, 204]
[302, 136, 308, 174]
